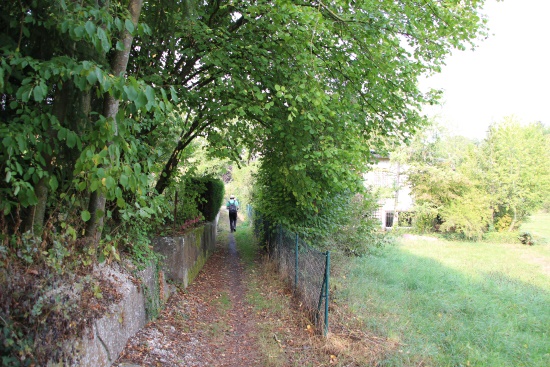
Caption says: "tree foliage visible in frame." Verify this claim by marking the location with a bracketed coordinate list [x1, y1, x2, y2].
[404, 118, 550, 239]
[0, 0, 488, 251]
[244, 0, 488, 231]
[481, 117, 550, 230]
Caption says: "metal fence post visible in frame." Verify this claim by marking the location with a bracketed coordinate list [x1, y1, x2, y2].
[324, 251, 330, 336]
[295, 233, 299, 292]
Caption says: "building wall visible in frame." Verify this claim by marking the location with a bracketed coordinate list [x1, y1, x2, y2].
[364, 157, 413, 228]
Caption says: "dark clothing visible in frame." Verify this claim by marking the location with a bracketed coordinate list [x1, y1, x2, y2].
[229, 211, 237, 232]
[226, 198, 239, 232]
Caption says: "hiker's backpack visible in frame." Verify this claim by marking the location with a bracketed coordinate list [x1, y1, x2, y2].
[228, 201, 237, 214]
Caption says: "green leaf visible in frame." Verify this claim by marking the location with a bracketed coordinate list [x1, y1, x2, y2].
[94, 66, 103, 84]
[57, 128, 67, 140]
[145, 85, 155, 105]
[123, 85, 139, 101]
[97, 27, 110, 53]
[90, 180, 99, 192]
[135, 92, 147, 109]
[15, 135, 26, 152]
[86, 68, 98, 85]
[74, 26, 85, 38]
[116, 40, 125, 51]
[49, 176, 59, 191]
[125, 19, 135, 34]
[119, 174, 129, 187]
[32, 83, 46, 102]
[85, 21, 96, 38]
[105, 176, 116, 189]
[16, 84, 32, 102]
[170, 87, 179, 102]
[66, 131, 77, 148]
[15, 162, 23, 175]
[81, 210, 91, 222]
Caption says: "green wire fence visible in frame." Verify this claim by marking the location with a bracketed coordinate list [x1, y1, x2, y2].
[248, 205, 330, 336]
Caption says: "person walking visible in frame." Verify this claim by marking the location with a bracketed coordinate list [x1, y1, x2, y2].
[226, 195, 239, 232]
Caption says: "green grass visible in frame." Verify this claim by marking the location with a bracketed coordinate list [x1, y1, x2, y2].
[521, 212, 550, 243]
[210, 291, 232, 312]
[232, 220, 296, 367]
[337, 234, 550, 366]
[233, 219, 257, 266]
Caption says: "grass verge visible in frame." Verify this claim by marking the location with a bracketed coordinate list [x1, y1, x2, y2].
[233, 219, 257, 267]
[335, 235, 550, 366]
[236, 220, 395, 366]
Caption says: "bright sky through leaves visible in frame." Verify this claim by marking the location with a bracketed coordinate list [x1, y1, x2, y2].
[422, 0, 550, 139]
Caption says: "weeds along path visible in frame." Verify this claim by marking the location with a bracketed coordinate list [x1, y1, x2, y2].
[113, 218, 262, 366]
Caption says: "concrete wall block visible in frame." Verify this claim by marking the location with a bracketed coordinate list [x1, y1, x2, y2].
[94, 285, 147, 363]
[153, 214, 218, 288]
[48, 263, 148, 367]
[48, 216, 219, 367]
[152, 237, 186, 282]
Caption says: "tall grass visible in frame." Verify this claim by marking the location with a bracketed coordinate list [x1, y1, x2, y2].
[336, 235, 550, 366]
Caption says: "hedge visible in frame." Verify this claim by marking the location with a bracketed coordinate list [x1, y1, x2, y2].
[193, 176, 225, 222]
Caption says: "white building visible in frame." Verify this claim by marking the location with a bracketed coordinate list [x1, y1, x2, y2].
[363, 155, 414, 229]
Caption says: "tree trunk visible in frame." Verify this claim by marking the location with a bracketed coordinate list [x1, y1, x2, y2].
[154, 115, 206, 195]
[85, 0, 144, 245]
[508, 205, 517, 232]
[24, 176, 50, 234]
[24, 84, 70, 234]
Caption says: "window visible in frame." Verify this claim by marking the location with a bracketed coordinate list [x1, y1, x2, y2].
[385, 211, 394, 227]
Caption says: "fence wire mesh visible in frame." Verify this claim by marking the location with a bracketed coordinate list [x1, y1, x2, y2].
[249, 205, 329, 334]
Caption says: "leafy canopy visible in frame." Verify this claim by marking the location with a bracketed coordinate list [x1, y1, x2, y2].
[1, 0, 488, 245]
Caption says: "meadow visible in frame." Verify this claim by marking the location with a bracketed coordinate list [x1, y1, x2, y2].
[335, 213, 550, 366]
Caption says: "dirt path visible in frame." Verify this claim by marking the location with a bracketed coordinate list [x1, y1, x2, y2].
[112, 214, 391, 367]
[113, 220, 262, 366]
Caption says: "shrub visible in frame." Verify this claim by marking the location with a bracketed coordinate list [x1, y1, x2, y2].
[193, 176, 225, 222]
[314, 193, 389, 256]
[167, 175, 204, 225]
[518, 232, 536, 246]
[495, 214, 513, 232]
[438, 191, 492, 241]
[412, 202, 440, 233]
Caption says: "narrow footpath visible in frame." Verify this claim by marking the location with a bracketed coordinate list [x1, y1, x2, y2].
[111, 212, 380, 367]
[113, 215, 262, 366]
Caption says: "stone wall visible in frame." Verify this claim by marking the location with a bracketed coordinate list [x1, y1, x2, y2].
[47, 264, 161, 367]
[47, 215, 218, 367]
[152, 218, 218, 288]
